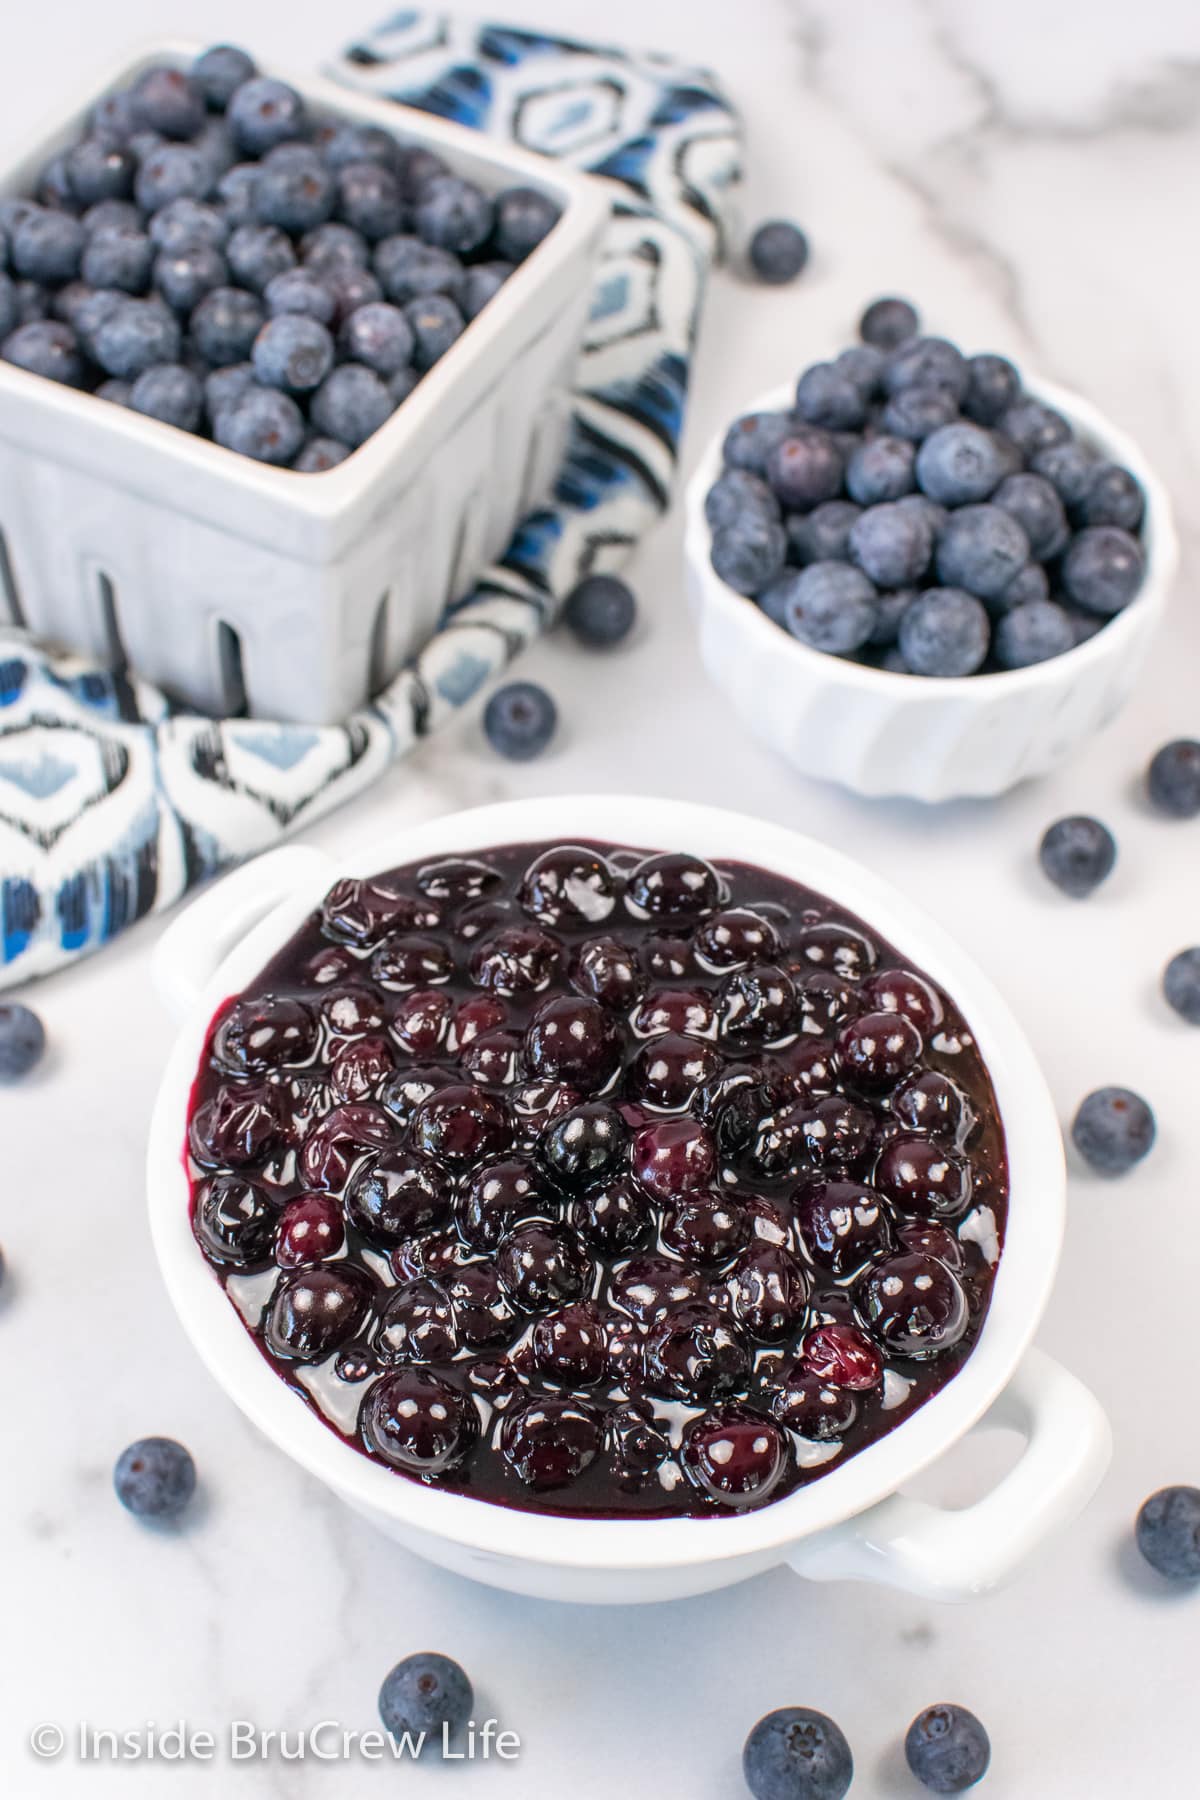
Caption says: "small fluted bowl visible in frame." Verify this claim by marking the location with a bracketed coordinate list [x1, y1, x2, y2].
[685, 376, 1177, 801]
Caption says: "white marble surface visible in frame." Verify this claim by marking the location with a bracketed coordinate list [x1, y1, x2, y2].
[4, 1, 1200, 1794]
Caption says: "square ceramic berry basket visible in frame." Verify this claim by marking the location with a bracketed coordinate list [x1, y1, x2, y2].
[685, 375, 1178, 802]
[147, 795, 1110, 1606]
[0, 41, 609, 723]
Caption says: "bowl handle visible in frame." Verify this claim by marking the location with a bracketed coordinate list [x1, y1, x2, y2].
[785, 1347, 1111, 1601]
[152, 846, 332, 1017]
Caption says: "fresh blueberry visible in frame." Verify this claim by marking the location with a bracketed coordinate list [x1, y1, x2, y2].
[0, 1002, 46, 1079]
[1030, 439, 1095, 508]
[134, 144, 210, 214]
[787, 498, 861, 564]
[129, 362, 203, 430]
[1136, 1486, 1200, 1580]
[748, 219, 809, 284]
[11, 208, 85, 283]
[1062, 525, 1144, 615]
[251, 314, 334, 393]
[483, 681, 558, 760]
[65, 135, 135, 206]
[388, 365, 418, 405]
[414, 175, 494, 256]
[743, 1707, 853, 1800]
[493, 185, 559, 261]
[0, 197, 39, 239]
[148, 196, 229, 252]
[404, 294, 465, 369]
[303, 219, 372, 274]
[82, 197, 141, 237]
[374, 233, 462, 304]
[783, 562, 878, 655]
[190, 285, 264, 364]
[97, 378, 132, 405]
[1038, 816, 1116, 897]
[81, 225, 153, 293]
[13, 281, 51, 325]
[766, 429, 844, 509]
[848, 501, 932, 587]
[215, 162, 261, 226]
[720, 410, 791, 478]
[459, 260, 513, 320]
[214, 384, 305, 464]
[0, 274, 17, 341]
[154, 242, 227, 312]
[192, 45, 257, 111]
[1163, 949, 1200, 1025]
[795, 362, 864, 430]
[880, 385, 960, 442]
[378, 1653, 473, 1750]
[227, 77, 307, 155]
[310, 362, 396, 447]
[884, 336, 969, 402]
[113, 1437, 196, 1519]
[998, 397, 1070, 455]
[899, 588, 990, 677]
[37, 153, 76, 209]
[263, 266, 336, 325]
[131, 66, 206, 139]
[834, 343, 885, 397]
[1072, 1086, 1155, 1175]
[253, 154, 335, 234]
[339, 300, 414, 375]
[859, 295, 919, 350]
[203, 361, 255, 418]
[994, 598, 1074, 668]
[294, 434, 351, 472]
[915, 422, 1006, 505]
[961, 351, 1020, 425]
[992, 471, 1068, 559]
[757, 574, 797, 630]
[91, 89, 137, 143]
[996, 561, 1049, 610]
[226, 222, 296, 293]
[935, 503, 1030, 600]
[867, 585, 913, 647]
[1067, 607, 1104, 646]
[321, 123, 400, 173]
[704, 468, 779, 532]
[905, 1704, 991, 1794]
[845, 433, 915, 504]
[193, 120, 236, 184]
[711, 514, 788, 595]
[93, 298, 180, 378]
[335, 161, 405, 241]
[71, 286, 124, 351]
[563, 574, 637, 646]
[1078, 461, 1144, 530]
[1147, 739, 1200, 818]
[2, 320, 84, 385]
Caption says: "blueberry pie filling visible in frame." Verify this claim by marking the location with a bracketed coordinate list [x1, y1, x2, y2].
[187, 839, 1008, 1517]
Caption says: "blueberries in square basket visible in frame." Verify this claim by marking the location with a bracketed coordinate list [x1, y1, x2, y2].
[704, 297, 1150, 676]
[0, 45, 561, 469]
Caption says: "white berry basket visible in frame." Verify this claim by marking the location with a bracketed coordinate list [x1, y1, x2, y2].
[685, 376, 1178, 802]
[0, 41, 609, 723]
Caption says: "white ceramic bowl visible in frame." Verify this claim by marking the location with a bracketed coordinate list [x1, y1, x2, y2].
[147, 796, 1110, 1605]
[0, 41, 608, 723]
[685, 378, 1178, 801]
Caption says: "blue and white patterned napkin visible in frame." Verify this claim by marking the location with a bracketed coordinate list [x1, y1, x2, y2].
[0, 15, 741, 986]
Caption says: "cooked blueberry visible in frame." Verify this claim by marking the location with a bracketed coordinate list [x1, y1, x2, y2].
[470, 924, 561, 995]
[569, 1177, 652, 1255]
[299, 1101, 393, 1188]
[643, 1302, 750, 1402]
[566, 936, 641, 1010]
[519, 845, 616, 929]
[800, 1321, 883, 1390]
[530, 1303, 607, 1386]
[543, 1101, 628, 1185]
[692, 907, 780, 971]
[962, 351, 1020, 425]
[905, 1704, 991, 1794]
[500, 1395, 603, 1489]
[1038, 815, 1116, 897]
[899, 588, 990, 678]
[609, 1254, 703, 1324]
[712, 514, 789, 595]
[1164, 948, 1200, 1025]
[762, 1363, 858, 1439]
[1071, 1086, 1155, 1175]
[190, 285, 263, 364]
[363, 1369, 477, 1473]
[722, 409, 794, 476]
[748, 219, 809, 284]
[114, 1438, 196, 1520]
[1146, 739, 1200, 818]
[722, 1243, 809, 1341]
[193, 1173, 277, 1269]
[718, 964, 797, 1048]
[493, 185, 559, 260]
[891, 1071, 973, 1145]
[525, 995, 620, 1091]
[274, 1192, 345, 1268]
[683, 1405, 787, 1507]
[875, 1136, 972, 1218]
[189, 1082, 286, 1170]
[860, 295, 919, 350]
[915, 421, 1007, 505]
[998, 397, 1070, 455]
[766, 428, 845, 509]
[795, 1178, 894, 1277]
[1136, 1486, 1200, 1581]
[608, 1400, 670, 1488]
[266, 1264, 373, 1362]
[856, 1252, 968, 1359]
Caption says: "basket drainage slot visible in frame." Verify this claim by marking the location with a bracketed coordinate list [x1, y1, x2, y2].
[216, 621, 247, 716]
[96, 571, 126, 670]
[0, 530, 25, 626]
[368, 590, 391, 697]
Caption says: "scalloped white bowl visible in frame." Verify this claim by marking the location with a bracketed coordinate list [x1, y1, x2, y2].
[685, 377, 1177, 802]
[148, 796, 1109, 1605]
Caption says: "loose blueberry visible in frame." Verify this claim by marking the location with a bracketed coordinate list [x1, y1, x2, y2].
[253, 153, 336, 235]
[786, 498, 861, 565]
[1038, 816, 1116, 898]
[0, 1001, 46, 1080]
[881, 385, 960, 442]
[905, 1704, 991, 1794]
[1164, 948, 1200, 1025]
[92, 297, 181, 378]
[483, 681, 558, 761]
[1146, 739, 1200, 818]
[1136, 1486, 1200, 1581]
[1071, 1086, 1155, 1175]
[748, 220, 810, 284]
[743, 1707, 853, 1800]
[113, 1437, 196, 1520]
[374, 233, 462, 304]
[563, 574, 637, 647]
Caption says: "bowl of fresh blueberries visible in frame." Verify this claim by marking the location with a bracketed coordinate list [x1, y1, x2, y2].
[686, 297, 1178, 801]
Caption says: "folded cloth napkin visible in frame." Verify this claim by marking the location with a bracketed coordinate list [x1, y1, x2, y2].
[0, 14, 741, 987]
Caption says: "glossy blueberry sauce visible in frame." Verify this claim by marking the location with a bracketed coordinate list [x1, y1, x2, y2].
[186, 840, 1008, 1518]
